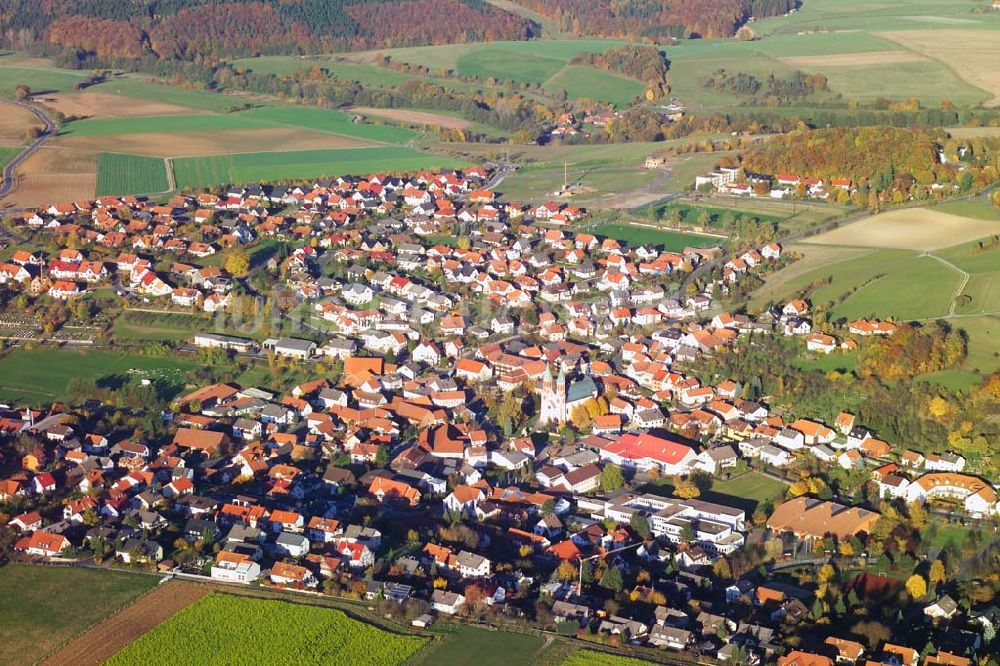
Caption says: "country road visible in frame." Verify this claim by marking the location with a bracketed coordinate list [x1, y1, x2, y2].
[0, 98, 58, 202]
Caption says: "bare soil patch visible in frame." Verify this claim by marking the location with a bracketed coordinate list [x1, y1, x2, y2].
[351, 106, 471, 129]
[806, 208, 1000, 251]
[35, 91, 204, 120]
[879, 29, 1000, 106]
[40, 581, 208, 666]
[0, 104, 43, 145]
[60, 127, 372, 157]
[947, 126, 1000, 139]
[779, 50, 926, 68]
[1, 145, 98, 207]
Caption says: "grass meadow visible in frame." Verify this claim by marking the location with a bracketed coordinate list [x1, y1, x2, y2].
[588, 223, 720, 251]
[0, 565, 157, 665]
[0, 348, 197, 404]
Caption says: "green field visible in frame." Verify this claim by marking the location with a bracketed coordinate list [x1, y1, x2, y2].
[422, 624, 544, 666]
[0, 565, 158, 665]
[0, 348, 198, 404]
[588, 223, 720, 251]
[87, 77, 251, 113]
[706, 471, 788, 513]
[0, 63, 87, 97]
[349, 39, 645, 106]
[96, 153, 169, 196]
[933, 199, 1000, 222]
[544, 66, 645, 107]
[750, 247, 960, 321]
[172, 146, 462, 190]
[561, 649, 655, 666]
[657, 0, 1000, 111]
[106, 594, 426, 666]
[65, 105, 416, 145]
[237, 106, 417, 144]
[0, 146, 19, 170]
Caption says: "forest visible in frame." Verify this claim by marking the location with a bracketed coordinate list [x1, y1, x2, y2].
[0, 0, 537, 66]
[704, 68, 829, 105]
[510, 0, 794, 39]
[740, 127, 1000, 190]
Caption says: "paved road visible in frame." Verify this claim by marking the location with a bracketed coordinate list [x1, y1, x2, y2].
[0, 98, 58, 202]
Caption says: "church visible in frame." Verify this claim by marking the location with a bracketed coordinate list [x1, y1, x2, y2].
[537, 364, 600, 426]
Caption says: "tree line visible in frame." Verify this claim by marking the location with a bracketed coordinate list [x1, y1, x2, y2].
[510, 0, 794, 39]
[1, 0, 537, 66]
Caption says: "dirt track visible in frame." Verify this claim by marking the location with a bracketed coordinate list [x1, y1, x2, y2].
[40, 580, 208, 666]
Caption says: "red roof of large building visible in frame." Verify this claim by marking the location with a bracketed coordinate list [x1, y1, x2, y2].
[602, 433, 695, 465]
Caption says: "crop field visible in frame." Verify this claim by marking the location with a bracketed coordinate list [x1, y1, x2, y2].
[560, 649, 654, 666]
[64, 105, 416, 145]
[0, 565, 158, 665]
[808, 208, 1000, 251]
[588, 223, 720, 251]
[41, 582, 208, 666]
[0, 348, 198, 404]
[86, 77, 249, 113]
[96, 152, 169, 196]
[420, 624, 543, 666]
[237, 106, 417, 144]
[172, 146, 462, 190]
[0, 146, 18, 169]
[657, 0, 1000, 111]
[106, 594, 426, 666]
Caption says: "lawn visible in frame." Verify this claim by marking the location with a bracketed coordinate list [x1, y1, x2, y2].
[420, 624, 544, 666]
[708, 472, 788, 512]
[588, 222, 721, 252]
[0, 565, 158, 665]
[0, 348, 198, 405]
[106, 594, 426, 666]
[96, 153, 169, 196]
[172, 146, 463, 190]
[793, 349, 859, 374]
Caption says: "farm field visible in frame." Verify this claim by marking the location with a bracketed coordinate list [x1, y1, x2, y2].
[561, 649, 654, 666]
[345, 39, 646, 106]
[0, 146, 18, 169]
[0, 565, 158, 665]
[419, 624, 544, 666]
[106, 594, 426, 666]
[96, 153, 169, 196]
[587, 223, 720, 252]
[658, 0, 1000, 111]
[1, 144, 99, 207]
[0, 348, 198, 405]
[807, 208, 1000, 251]
[41, 581, 208, 666]
[63, 105, 417, 145]
[172, 146, 463, 190]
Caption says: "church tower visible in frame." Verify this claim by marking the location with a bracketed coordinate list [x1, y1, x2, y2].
[538, 363, 567, 425]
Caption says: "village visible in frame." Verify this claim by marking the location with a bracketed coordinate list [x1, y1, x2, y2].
[0, 166, 996, 666]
